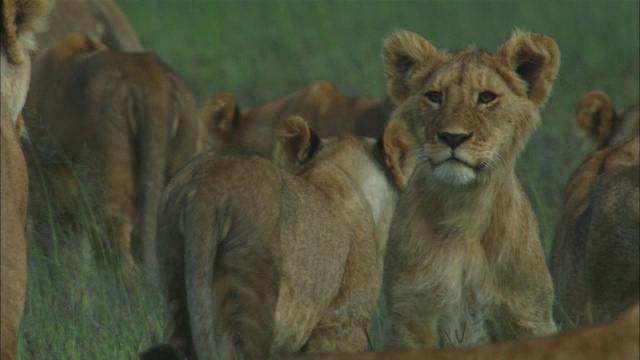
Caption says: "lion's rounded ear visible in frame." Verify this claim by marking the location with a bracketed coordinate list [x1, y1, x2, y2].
[381, 118, 415, 190]
[2, 0, 51, 63]
[382, 31, 441, 104]
[575, 91, 615, 150]
[52, 32, 107, 63]
[495, 31, 560, 107]
[273, 116, 320, 170]
[198, 92, 240, 150]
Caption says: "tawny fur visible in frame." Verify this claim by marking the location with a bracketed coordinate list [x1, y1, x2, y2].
[291, 303, 640, 360]
[1, 0, 50, 359]
[381, 30, 560, 349]
[199, 80, 395, 157]
[26, 0, 142, 109]
[152, 116, 410, 359]
[550, 92, 639, 329]
[25, 32, 199, 276]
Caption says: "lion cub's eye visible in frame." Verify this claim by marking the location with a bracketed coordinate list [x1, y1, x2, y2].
[424, 91, 443, 104]
[478, 91, 497, 104]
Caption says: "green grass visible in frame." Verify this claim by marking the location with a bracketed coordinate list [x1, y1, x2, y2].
[19, 0, 639, 358]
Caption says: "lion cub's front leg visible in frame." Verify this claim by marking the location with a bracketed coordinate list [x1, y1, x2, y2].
[383, 309, 440, 349]
[304, 324, 369, 353]
[382, 206, 445, 349]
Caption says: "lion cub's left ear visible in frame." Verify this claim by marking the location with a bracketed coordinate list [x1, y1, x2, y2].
[381, 119, 415, 190]
[382, 31, 444, 104]
[273, 116, 321, 170]
[495, 31, 560, 107]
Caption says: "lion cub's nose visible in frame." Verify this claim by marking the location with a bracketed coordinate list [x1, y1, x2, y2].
[438, 131, 473, 150]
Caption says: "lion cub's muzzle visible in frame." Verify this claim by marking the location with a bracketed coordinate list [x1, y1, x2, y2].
[427, 130, 490, 185]
[438, 131, 474, 150]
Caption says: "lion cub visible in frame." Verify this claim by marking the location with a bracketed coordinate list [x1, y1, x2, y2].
[550, 92, 639, 329]
[150, 116, 409, 358]
[381, 30, 560, 349]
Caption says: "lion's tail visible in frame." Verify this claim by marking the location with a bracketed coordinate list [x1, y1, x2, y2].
[183, 177, 279, 359]
[183, 194, 220, 359]
[135, 56, 198, 278]
[134, 64, 170, 277]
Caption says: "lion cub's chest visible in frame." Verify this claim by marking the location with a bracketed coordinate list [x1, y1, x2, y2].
[408, 215, 499, 346]
[431, 241, 496, 346]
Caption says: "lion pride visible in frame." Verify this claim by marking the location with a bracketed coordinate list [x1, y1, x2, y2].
[381, 30, 560, 349]
[1, 0, 50, 359]
[550, 92, 639, 329]
[199, 80, 394, 157]
[143, 116, 410, 359]
[292, 303, 640, 360]
[26, 32, 199, 276]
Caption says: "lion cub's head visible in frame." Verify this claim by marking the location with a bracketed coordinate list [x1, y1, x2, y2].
[382, 30, 559, 186]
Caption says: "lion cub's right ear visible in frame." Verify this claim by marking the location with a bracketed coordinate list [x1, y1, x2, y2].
[575, 91, 615, 150]
[382, 119, 415, 190]
[382, 31, 444, 104]
[273, 116, 321, 170]
[198, 91, 241, 151]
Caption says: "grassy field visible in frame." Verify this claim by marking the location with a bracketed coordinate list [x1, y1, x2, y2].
[19, 0, 638, 358]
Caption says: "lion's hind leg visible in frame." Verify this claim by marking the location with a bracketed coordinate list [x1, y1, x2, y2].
[185, 193, 281, 359]
[303, 231, 381, 354]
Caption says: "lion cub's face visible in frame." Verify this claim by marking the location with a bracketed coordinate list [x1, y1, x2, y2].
[404, 56, 534, 185]
[383, 31, 560, 186]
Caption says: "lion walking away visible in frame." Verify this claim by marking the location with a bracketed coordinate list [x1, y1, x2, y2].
[25, 32, 200, 277]
[144, 115, 411, 359]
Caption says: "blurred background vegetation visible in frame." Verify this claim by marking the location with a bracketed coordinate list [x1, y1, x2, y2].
[19, 0, 638, 358]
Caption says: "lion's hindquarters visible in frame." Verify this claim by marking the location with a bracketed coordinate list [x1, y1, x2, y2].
[176, 158, 281, 359]
[584, 165, 640, 323]
[277, 191, 378, 353]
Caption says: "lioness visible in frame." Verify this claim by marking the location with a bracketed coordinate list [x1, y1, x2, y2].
[381, 30, 560, 349]
[146, 116, 410, 359]
[292, 303, 640, 360]
[199, 80, 394, 157]
[550, 92, 639, 329]
[1, 0, 50, 359]
[26, 32, 199, 275]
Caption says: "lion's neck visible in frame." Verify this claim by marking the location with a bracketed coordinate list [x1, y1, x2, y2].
[313, 146, 399, 253]
[416, 167, 521, 242]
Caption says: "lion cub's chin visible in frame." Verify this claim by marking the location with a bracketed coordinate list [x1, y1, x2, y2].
[432, 161, 477, 186]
